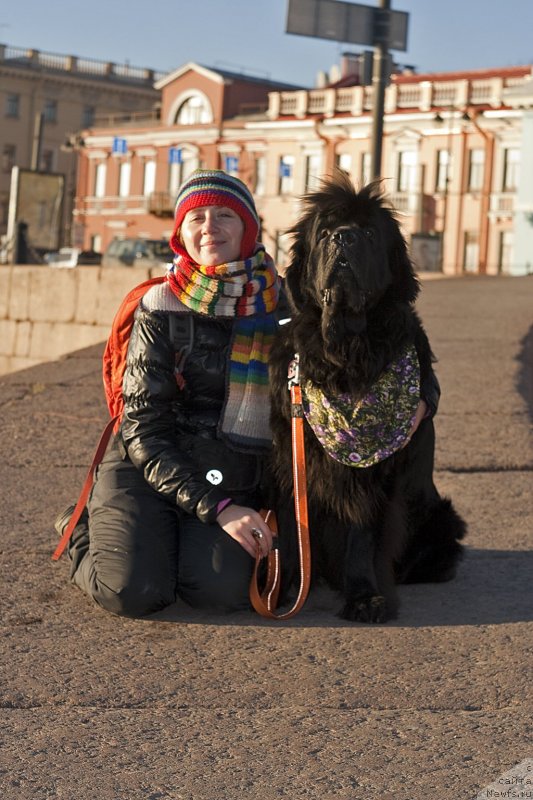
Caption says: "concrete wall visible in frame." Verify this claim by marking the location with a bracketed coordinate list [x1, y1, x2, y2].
[0, 265, 161, 374]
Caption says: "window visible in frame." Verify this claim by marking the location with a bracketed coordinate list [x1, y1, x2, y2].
[90, 234, 102, 253]
[142, 160, 156, 196]
[118, 161, 131, 197]
[397, 150, 418, 193]
[41, 149, 54, 172]
[335, 152, 352, 177]
[253, 155, 266, 196]
[5, 93, 20, 117]
[360, 152, 371, 184]
[94, 162, 107, 197]
[168, 151, 198, 197]
[43, 99, 58, 123]
[498, 231, 514, 274]
[304, 153, 321, 192]
[175, 94, 212, 125]
[502, 148, 520, 192]
[2, 144, 16, 173]
[468, 149, 484, 192]
[82, 105, 95, 127]
[275, 230, 290, 270]
[435, 149, 452, 193]
[463, 232, 479, 273]
[278, 155, 295, 195]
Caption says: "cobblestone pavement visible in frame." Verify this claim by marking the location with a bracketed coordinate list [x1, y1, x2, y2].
[1, 275, 532, 800]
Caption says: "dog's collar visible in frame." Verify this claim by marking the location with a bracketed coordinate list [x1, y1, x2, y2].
[300, 346, 420, 468]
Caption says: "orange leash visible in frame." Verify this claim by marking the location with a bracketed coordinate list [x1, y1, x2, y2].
[249, 356, 312, 619]
[52, 416, 117, 561]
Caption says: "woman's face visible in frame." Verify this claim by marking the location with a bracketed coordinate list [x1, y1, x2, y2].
[180, 205, 244, 265]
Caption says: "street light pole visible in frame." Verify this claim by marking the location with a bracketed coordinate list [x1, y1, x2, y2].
[370, 0, 391, 179]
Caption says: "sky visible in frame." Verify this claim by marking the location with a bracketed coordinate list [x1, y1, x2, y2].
[2, 0, 533, 87]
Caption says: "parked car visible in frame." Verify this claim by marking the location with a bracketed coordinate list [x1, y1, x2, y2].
[44, 248, 102, 267]
[102, 238, 173, 269]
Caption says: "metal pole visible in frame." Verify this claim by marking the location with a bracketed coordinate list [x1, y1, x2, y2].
[31, 112, 44, 171]
[370, 0, 391, 180]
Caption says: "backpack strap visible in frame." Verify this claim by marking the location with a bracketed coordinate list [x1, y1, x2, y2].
[168, 312, 194, 388]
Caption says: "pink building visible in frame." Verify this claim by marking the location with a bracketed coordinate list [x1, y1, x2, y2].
[74, 60, 533, 276]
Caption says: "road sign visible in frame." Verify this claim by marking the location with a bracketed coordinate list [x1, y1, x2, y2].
[286, 0, 408, 52]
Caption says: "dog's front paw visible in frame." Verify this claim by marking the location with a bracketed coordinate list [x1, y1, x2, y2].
[340, 594, 388, 624]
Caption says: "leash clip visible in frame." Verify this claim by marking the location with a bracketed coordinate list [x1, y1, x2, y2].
[287, 353, 300, 390]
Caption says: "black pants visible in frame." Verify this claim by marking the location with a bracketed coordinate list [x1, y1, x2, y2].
[68, 438, 254, 618]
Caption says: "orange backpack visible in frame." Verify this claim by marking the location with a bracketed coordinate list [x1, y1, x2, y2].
[52, 276, 193, 561]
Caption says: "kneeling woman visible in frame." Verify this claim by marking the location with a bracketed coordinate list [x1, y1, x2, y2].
[56, 170, 279, 616]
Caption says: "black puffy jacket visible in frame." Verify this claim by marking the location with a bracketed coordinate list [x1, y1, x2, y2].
[120, 301, 264, 524]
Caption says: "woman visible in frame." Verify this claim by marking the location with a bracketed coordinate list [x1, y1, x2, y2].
[55, 170, 280, 617]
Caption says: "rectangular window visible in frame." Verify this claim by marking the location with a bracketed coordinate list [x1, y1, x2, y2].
[5, 93, 20, 118]
[94, 162, 107, 197]
[253, 155, 266, 196]
[435, 149, 452, 193]
[43, 99, 58, 123]
[142, 160, 156, 196]
[468, 149, 484, 192]
[336, 152, 352, 177]
[82, 105, 95, 128]
[2, 144, 16, 173]
[397, 150, 418, 193]
[502, 148, 520, 192]
[360, 152, 371, 184]
[90, 234, 102, 253]
[41, 149, 54, 172]
[498, 230, 514, 274]
[278, 155, 295, 195]
[304, 153, 321, 192]
[463, 232, 479, 273]
[118, 161, 131, 197]
[275, 230, 290, 270]
[168, 154, 198, 197]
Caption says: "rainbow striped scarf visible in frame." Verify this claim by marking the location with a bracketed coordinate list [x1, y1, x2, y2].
[167, 247, 280, 451]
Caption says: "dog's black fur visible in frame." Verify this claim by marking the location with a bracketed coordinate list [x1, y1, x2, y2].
[268, 171, 466, 623]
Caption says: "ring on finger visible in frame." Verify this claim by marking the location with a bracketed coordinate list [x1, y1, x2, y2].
[251, 528, 264, 540]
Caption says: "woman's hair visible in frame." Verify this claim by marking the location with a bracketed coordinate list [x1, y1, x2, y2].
[170, 169, 260, 260]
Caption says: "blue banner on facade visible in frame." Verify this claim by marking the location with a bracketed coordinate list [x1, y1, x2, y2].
[225, 156, 239, 173]
[112, 137, 128, 155]
[169, 147, 183, 164]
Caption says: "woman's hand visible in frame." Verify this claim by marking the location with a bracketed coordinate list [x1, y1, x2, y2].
[216, 504, 274, 559]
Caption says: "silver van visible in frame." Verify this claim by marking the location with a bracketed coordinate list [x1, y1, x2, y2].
[102, 238, 173, 269]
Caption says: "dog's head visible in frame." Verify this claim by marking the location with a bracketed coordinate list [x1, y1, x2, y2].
[284, 170, 419, 360]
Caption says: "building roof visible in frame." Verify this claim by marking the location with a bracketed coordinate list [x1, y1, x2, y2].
[154, 61, 302, 91]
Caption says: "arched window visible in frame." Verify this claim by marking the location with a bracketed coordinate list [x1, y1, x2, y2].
[175, 93, 212, 125]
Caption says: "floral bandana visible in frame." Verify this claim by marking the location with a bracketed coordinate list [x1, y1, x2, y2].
[301, 346, 421, 468]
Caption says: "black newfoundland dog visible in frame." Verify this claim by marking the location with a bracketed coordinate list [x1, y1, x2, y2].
[268, 170, 466, 623]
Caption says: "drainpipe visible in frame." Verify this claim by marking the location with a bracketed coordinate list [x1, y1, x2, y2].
[454, 129, 469, 274]
[465, 108, 494, 275]
[314, 117, 343, 175]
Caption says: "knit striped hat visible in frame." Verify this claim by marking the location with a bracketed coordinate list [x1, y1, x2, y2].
[170, 169, 260, 260]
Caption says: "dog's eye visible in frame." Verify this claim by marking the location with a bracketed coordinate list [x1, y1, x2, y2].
[364, 228, 375, 239]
